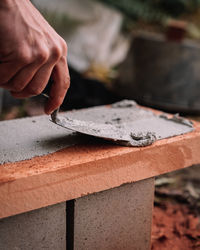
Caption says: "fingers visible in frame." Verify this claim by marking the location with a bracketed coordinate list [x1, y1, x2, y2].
[1, 62, 43, 92]
[0, 62, 24, 85]
[11, 44, 65, 102]
[45, 56, 70, 114]
[0, 48, 32, 85]
[11, 61, 55, 99]
[10, 47, 70, 115]
[1, 47, 49, 91]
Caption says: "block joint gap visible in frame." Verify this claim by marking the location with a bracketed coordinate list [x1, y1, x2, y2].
[66, 200, 75, 250]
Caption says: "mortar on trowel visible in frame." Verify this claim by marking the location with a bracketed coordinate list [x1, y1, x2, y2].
[47, 99, 194, 147]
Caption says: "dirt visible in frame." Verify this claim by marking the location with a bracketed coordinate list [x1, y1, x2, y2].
[152, 202, 200, 250]
[152, 163, 200, 250]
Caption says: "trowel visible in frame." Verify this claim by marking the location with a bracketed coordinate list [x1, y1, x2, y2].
[42, 93, 193, 147]
[40, 74, 157, 148]
[49, 107, 157, 147]
[41, 91, 155, 146]
[42, 76, 152, 145]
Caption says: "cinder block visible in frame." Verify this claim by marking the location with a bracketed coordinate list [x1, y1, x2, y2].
[71, 178, 154, 250]
[0, 202, 66, 250]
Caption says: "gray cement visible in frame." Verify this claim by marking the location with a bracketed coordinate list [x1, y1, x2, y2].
[0, 115, 81, 164]
[52, 100, 193, 147]
[0, 100, 193, 164]
[73, 178, 154, 250]
[0, 202, 66, 250]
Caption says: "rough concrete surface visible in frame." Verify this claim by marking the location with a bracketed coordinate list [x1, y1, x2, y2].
[0, 115, 77, 164]
[0, 202, 66, 250]
[73, 178, 154, 250]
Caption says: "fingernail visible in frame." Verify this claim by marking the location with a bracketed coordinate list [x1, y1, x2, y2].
[44, 107, 52, 115]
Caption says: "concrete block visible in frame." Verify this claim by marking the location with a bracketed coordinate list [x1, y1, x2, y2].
[0, 202, 66, 250]
[71, 178, 154, 250]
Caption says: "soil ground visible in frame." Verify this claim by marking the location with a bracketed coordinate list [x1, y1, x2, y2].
[152, 164, 200, 250]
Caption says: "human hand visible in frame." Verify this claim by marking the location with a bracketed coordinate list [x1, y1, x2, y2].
[0, 0, 70, 114]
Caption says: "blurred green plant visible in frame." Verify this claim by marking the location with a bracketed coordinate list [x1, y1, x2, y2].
[97, 0, 168, 23]
[156, 0, 200, 16]
[97, 0, 200, 39]
[39, 9, 82, 35]
[97, 0, 200, 23]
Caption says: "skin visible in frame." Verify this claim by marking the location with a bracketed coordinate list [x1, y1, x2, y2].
[0, 0, 70, 114]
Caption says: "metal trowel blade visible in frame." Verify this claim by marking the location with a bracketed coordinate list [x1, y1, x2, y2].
[50, 111, 156, 147]
[51, 112, 128, 142]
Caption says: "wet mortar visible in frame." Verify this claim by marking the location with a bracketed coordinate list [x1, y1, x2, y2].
[52, 100, 193, 147]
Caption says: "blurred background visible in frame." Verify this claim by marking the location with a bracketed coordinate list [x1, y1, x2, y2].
[3, 0, 200, 119]
[2, 1, 200, 248]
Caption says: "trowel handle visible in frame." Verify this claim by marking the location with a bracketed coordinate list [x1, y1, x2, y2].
[41, 77, 53, 98]
[41, 78, 59, 122]
[41, 92, 59, 122]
